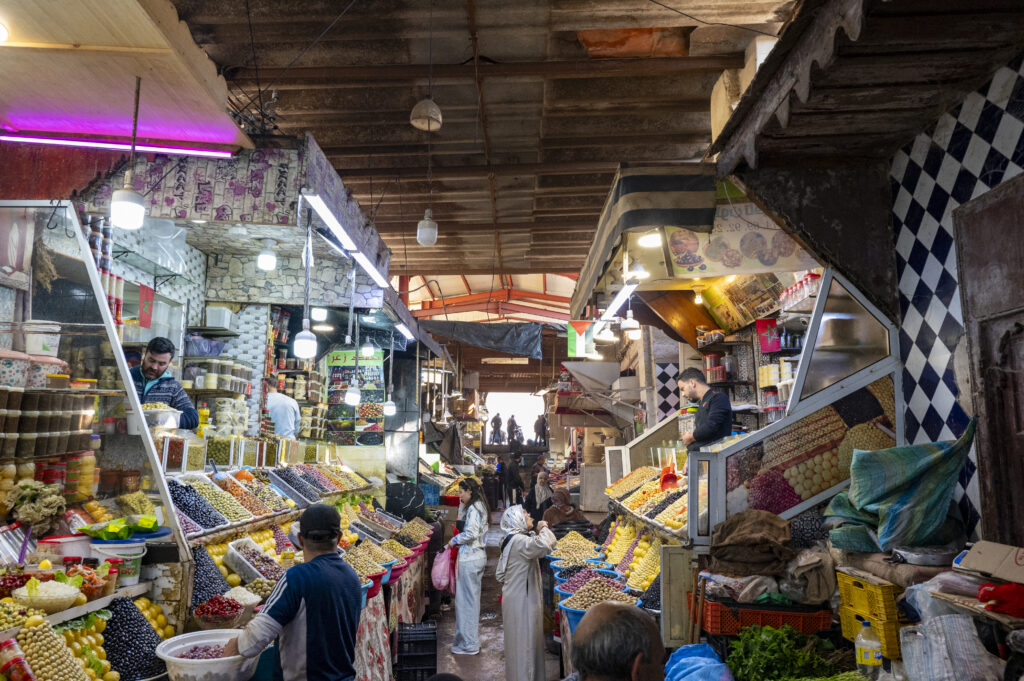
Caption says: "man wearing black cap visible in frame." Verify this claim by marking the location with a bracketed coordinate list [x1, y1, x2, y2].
[222, 504, 362, 680]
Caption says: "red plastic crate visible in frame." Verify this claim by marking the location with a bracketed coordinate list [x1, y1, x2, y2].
[688, 594, 833, 636]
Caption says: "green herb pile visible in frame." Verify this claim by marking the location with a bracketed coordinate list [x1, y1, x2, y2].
[726, 625, 862, 681]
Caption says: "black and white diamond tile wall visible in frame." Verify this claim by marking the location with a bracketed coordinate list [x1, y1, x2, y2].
[889, 53, 1024, 537]
[656, 363, 680, 421]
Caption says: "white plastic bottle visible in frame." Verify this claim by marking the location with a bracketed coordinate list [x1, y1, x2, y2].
[855, 620, 883, 680]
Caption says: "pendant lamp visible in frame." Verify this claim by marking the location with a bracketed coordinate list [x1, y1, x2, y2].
[416, 209, 438, 246]
[383, 331, 397, 416]
[293, 206, 318, 359]
[111, 77, 146, 230]
[410, 98, 442, 132]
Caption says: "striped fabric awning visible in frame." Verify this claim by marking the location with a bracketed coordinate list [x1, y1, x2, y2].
[571, 165, 716, 317]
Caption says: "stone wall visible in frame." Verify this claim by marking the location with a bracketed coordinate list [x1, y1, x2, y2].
[205, 254, 384, 309]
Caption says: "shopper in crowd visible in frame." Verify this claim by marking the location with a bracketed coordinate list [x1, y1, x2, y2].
[491, 413, 504, 444]
[566, 602, 666, 681]
[524, 470, 554, 524]
[677, 367, 733, 452]
[530, 453, 549, 488]
[506, 446, 525, 506]
[563, 450, 579, 475]
[263, 377, 301, 439]
[129, 337, 198, 428]
[534, 413, 548, 446]
[223, 504, 361, 680]
[496, 505, 557, 681]
[543, 487, 589, 529]
[508, 414, 520, 444]
[449, 477, 490, 655]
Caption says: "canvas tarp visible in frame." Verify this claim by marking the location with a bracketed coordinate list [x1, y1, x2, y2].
[419, 321, 544, 360]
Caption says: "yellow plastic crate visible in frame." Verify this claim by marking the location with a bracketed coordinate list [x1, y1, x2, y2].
[839, 605, 910, 660]
[837, 570, 902, 620]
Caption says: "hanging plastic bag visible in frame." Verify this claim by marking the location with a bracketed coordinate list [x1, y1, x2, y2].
[432, 545, 456, 591]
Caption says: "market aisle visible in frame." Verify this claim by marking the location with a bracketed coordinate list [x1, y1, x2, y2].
[434, 515, 562, 680]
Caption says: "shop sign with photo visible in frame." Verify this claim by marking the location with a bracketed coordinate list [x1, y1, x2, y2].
[665, 203, 817, 278]
[326, 348, 385, 446]
[702, 273, 793, 332]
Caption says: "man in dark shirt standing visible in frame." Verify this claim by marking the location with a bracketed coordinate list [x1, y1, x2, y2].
[223, 504, 362, 680]
[677, 367, 733, 452]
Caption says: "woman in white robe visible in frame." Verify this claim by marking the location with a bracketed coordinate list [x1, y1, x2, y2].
[496, 505, 557, 681]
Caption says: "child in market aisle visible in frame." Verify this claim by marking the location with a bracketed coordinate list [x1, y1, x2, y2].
[448, 477, 490, 655]
[497, 505, 557, 681]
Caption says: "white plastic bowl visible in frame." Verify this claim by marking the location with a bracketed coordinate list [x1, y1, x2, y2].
[155, 629, 262, 681]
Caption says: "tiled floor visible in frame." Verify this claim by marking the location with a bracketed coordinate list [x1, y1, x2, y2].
[433, 512, 563, 681]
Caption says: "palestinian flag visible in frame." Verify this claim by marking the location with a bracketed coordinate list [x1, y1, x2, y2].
[568, 320, 594, 358]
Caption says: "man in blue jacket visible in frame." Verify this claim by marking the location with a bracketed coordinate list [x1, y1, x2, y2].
[129, 337, 199, 429]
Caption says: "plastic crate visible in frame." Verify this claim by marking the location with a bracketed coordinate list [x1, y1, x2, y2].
[396, 621, 437, 680]
[839, 605, 909, 660]
[837, 569, 902, 621]
[418, 483, 440, 506]
[394, 666, 436, 681]
[689, 594, 833, 636]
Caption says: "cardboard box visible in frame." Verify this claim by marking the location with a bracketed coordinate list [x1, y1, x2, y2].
[953, 540, 1024, 584]
[427, 505, 459, 542]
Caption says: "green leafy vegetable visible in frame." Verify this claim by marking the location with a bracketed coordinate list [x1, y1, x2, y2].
[26, 577, 39, 597]
[726, 626, 835, 681]
[97, 562, 111, 578]
[54, 570, 68, 583]
[69, 575, 84, 589]
[81, 644, 104, 676]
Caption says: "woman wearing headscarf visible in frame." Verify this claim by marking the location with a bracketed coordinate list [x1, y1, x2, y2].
[542, 487, 590, 528]
[496, 505, 557, 681]
[448, 477, 489, 655]
[524, 470, 554, 524]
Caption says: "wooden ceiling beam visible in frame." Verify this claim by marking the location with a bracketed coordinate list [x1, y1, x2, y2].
[228, 55, 744, 88]
[372, 219, 595, 234]
[391, 265, 585, 276]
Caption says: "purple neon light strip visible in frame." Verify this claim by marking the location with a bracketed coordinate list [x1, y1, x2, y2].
[0, 134, 235, 158]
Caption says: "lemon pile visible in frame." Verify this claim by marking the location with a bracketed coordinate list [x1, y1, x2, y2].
[654, 495, 688, 530]
[606, 467, 659, 498]
[625, 536, 662, 591]
[132, 598, 174, 640]
[604, 520, 637, 565]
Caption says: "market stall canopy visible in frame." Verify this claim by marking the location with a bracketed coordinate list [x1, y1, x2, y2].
[571, 165, 717, 317]
[0, 0, 251, 150]
[419, 321, 544, 360]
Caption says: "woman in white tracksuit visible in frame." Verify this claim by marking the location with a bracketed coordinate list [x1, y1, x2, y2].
[449, 477, 489, 655]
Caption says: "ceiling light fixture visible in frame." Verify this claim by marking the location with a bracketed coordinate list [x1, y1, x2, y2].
[311, 307, 328, 322]
[595, 325, 619, 343]
[344, 384, 362, 406]
[395, 323, 415, 340]
[410, 0, 442, 131]
[0, 134, 234, 159]
[416, 209, 438, 246]
[293, 203, 318, 360]
[360, 339, 375, 358]
[383, 330, 397, 416]
[110, 77, 146, 231]
[621, 308, 642, 341]
[693, 285, 705, 305]
[599, 282, 638, 321]
[311, 323, 334, 332]
[627, 262, 650, 280]
[257, 239, 277, 271]
[638, 231, 661, 248]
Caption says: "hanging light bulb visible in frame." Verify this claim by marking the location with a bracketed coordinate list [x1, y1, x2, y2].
[693, 285, 705, 305]
[595, 326, 618, 343]
[360, 339, 375, 358]
[111, 173, 145, 230]
[344, 383, 361, 406]
[257, 239, 277, 271]
[311, 307, 328, 322]
[111, 77, 146, 230]
[621, 309, 642, 341]
[416, 209, 438, 246]
[293, 318, 318, 358]
[410, 98, 443, 132]
[638, 231, 661, 248]
[383, 396, 397, 416]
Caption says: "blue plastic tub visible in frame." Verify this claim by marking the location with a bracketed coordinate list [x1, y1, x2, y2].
[359, 580, 371, 609]
[558, 599, 641, 634]
[554, 569, 622, 599]
[380, 559, 398, 585]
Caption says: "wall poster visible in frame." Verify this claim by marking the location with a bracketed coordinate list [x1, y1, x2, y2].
[326, 349, 385, 447]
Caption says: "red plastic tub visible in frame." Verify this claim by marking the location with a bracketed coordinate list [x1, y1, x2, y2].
[366, 569, 387, 598]
[388, 558, 410, 582]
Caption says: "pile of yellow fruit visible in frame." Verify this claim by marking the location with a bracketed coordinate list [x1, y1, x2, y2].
[249, 528, 276, 555]
[604, 520, 636, 565]
[204, 542, 243, 586]
[624, 480, 663, 510]
[654, 495, 688, 530]
[133, 597, 174, 639]
[606, 467, 659, 498]
[83, 500, 113, 523]
[626, 536, 661, 591]
[60, 614, 119, 681]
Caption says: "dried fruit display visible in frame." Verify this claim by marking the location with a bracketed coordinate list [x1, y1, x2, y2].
[623, 480, 663, 510]
[606, 467, 659, 498]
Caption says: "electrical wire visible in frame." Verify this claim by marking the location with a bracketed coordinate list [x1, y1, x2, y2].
[244, 0, 267, 131]
[645, 0, 778, 37]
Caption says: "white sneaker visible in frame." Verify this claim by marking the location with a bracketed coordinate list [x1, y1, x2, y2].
[451, 647, 480, 656]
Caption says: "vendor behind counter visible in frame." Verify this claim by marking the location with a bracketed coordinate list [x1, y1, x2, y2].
[677, 367, 732, 452]
[129, 337, 199, 429]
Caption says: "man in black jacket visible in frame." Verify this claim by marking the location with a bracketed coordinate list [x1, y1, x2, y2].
[677, 367, 733, 452]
